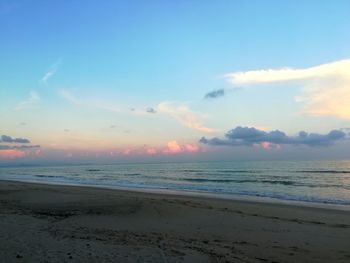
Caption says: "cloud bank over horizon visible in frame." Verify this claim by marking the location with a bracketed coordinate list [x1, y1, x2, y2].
[0, 145, 40, 150]
[0, 135, 41, 159]
[200, 126, 347, 148]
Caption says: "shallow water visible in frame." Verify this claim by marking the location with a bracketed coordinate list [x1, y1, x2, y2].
[1, 161, 350, 206]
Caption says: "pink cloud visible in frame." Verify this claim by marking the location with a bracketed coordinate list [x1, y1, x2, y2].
[163, 141, 201, 154]
[260, 142, 271, 149]
[146, 148, 157, 155]
[163, 140, 182, 154]
[121, 148, 131, 155]
[185, 144, 200, 153]
[257, 142, 281, 149]
[0, 149, 26, 159]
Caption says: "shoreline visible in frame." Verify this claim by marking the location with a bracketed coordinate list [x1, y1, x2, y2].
[1, 180, 350, 262]
[1, 178, 350, 212]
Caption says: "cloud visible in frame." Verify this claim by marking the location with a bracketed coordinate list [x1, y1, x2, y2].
[163, 140, 200, 154]
[225, 59, 350, 119]
[164, 140, 182, 154]
[0, 135, 30, 143]
[121, 148, 131, 155]
[59, 89, 81, 105]
[41, 61, 60, 85]
[200, 126, 346, 147]
[104, 142, 201, 156]
[146, 148, 157, 155]
[0, 145, 40, 150]
[204, 89, 225, 99]
[157, 102, 215, 133]
[15, 91, 40, 110]
[0, 143, 40, 159]
[59, 89, 121, 113]
[184, 144, 200, 153]
[0, 149, 26, 159]
[146, 107, 157, 114]
[0, 135, 39, 159]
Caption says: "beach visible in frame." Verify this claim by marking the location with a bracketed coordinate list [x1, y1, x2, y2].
[1, 180, 350, 262]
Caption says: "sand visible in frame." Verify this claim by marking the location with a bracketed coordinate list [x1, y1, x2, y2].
[0, 180, 350, 262]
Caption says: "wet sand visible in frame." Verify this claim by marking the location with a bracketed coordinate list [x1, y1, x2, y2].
[1, 180, 350, 262]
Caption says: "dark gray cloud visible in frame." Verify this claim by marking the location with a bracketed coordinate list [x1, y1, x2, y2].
[199, 126, 346, 147]
[0, 145, 40, 150]
[146, 107, 157, 114]
[0, 135, 30, 143]
[204, 89, 225, 99]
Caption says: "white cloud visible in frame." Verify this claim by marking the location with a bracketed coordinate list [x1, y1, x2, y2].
[225, 59, 350, 119]
[59, 89, 81, 105]
[15, 91, 40, 110]
[41, 61, 60, 85]
[59, 89, 121, 113]
[157, 102, 215, 133]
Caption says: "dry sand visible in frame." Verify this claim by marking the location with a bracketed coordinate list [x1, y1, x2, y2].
[0, 180, 350, 262]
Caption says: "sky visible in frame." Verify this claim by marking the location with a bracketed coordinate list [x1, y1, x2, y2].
[1, 0, 350, 165]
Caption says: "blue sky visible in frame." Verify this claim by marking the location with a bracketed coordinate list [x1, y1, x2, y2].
[1, 1, 350, 164]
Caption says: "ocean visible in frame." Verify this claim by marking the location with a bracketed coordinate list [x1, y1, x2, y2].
[1, 160, 350, 207]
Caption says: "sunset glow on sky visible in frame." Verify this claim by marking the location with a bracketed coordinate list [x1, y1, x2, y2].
[1, 1, 350, 164]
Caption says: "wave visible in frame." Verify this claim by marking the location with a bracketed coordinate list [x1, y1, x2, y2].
[183, 178, 295, 186]
[181, 169, 262, 174]
[184, 178, 245, 183]
[234, 190, 350, 206]
[181, 177, 348, 189]
[217, 170, 262, 174]
[296, 170, 350, 174]
[35, 175, 66, 179]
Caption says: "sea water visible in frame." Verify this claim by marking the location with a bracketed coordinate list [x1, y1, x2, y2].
[1, 161, 350, 206]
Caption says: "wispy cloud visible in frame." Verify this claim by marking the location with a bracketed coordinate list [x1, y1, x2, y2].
[200, 126, 347, 148]
[157, 102, 215, 133]
[59, 89, 121, 113]
[15, 91, 40, 110]
[59, 89, 81, 105]
[41, 60, 61, 85]
[225, 59, 350, 119]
